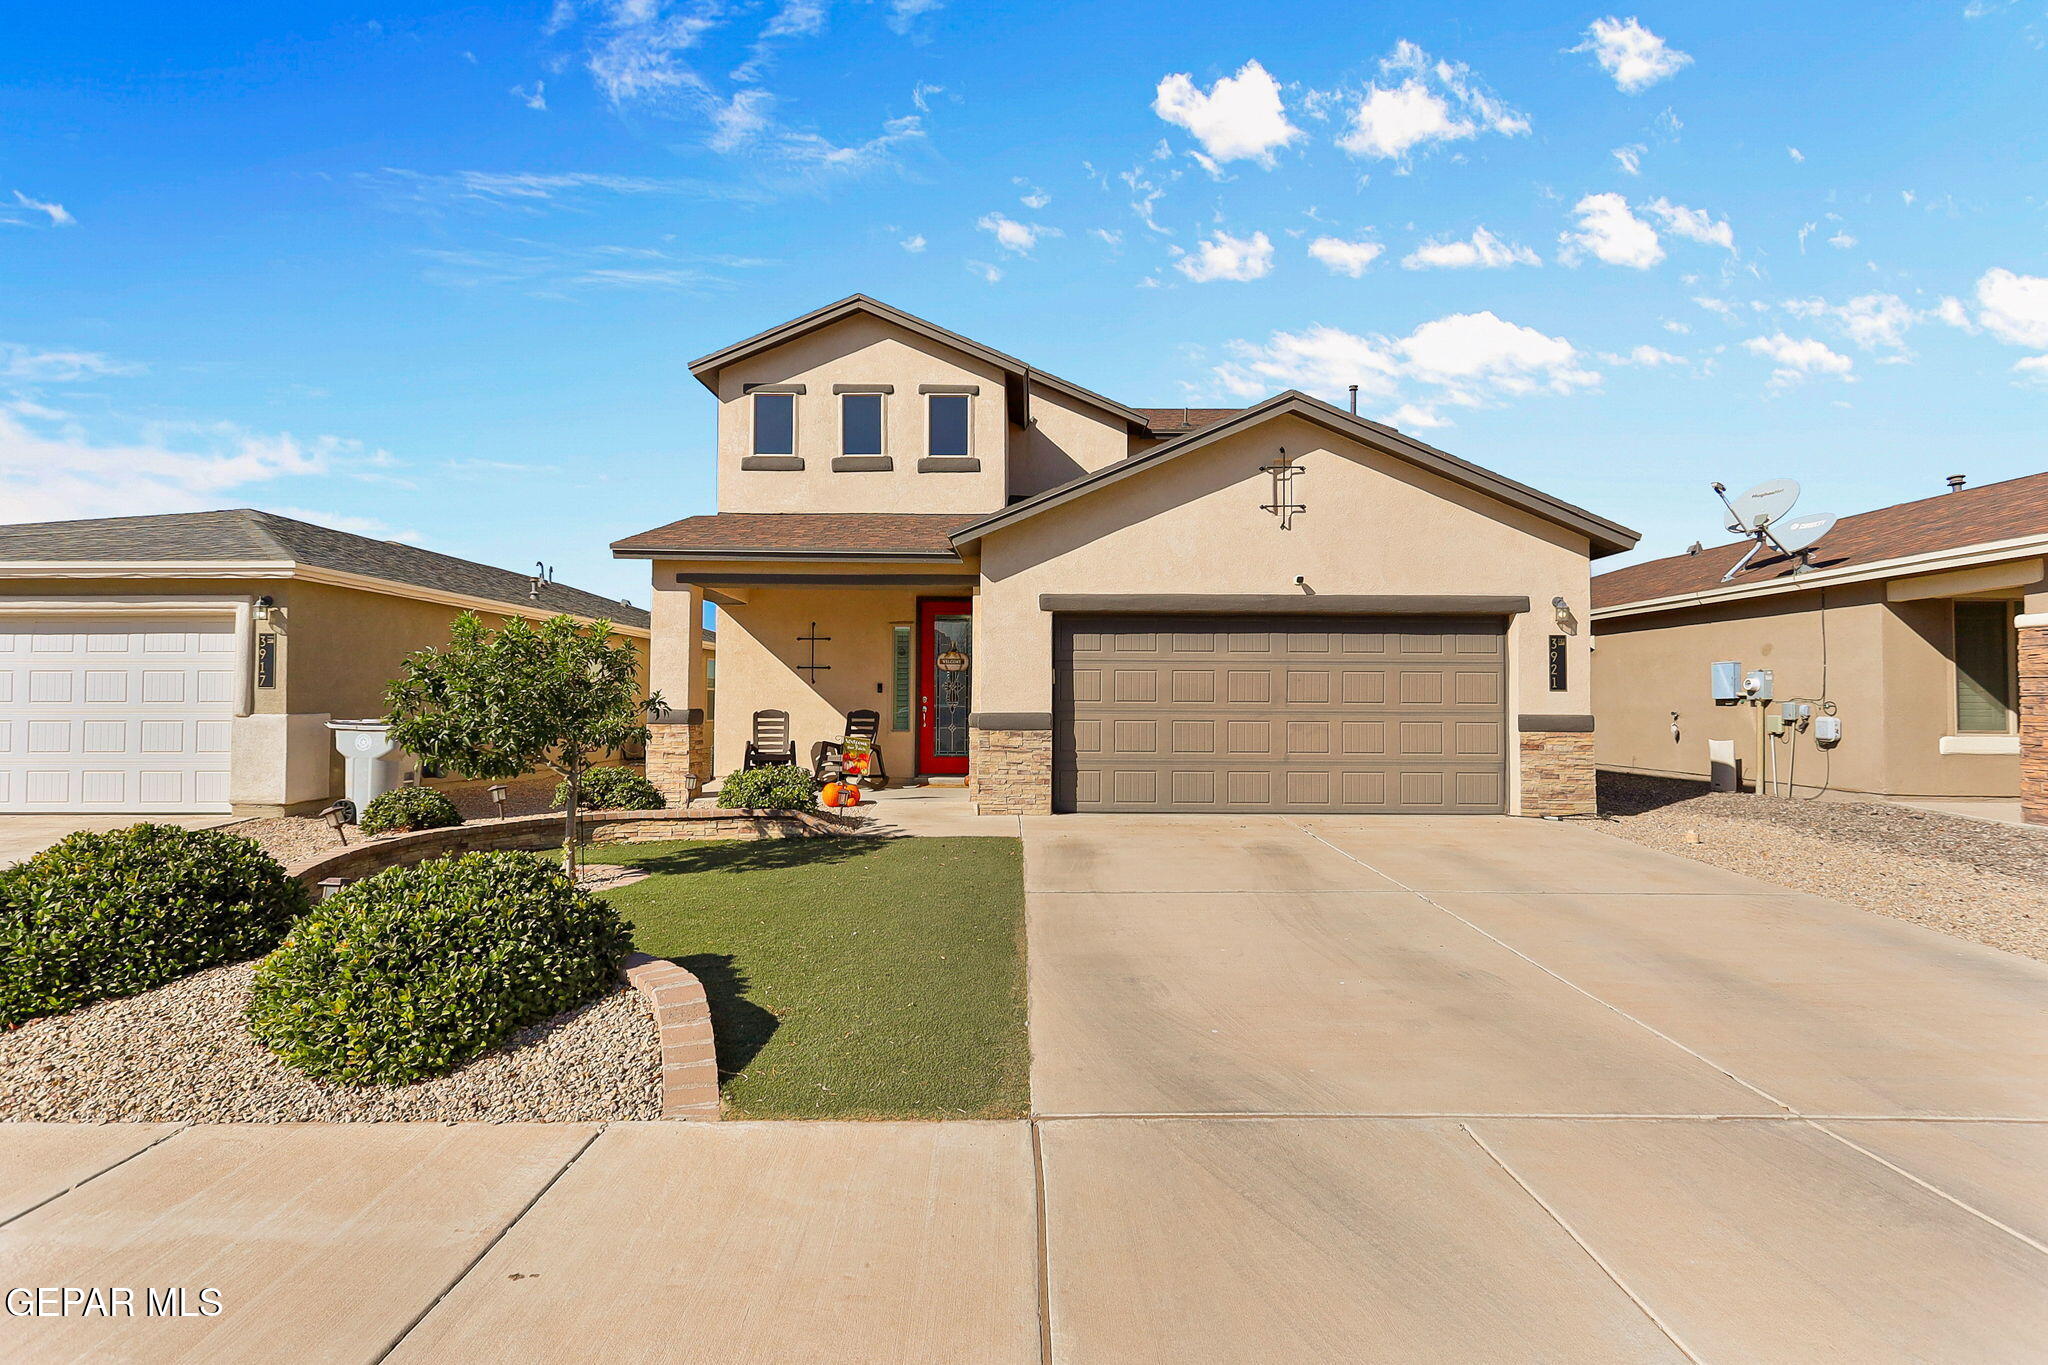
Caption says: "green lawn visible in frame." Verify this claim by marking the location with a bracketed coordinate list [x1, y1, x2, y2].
[585, 836, 1029, 1119]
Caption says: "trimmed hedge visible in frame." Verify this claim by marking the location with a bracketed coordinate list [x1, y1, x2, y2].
[1, 824, 308, 1027]
[557, 766, 664, 811]
[716, 764, 819, 811]
[247, 851, 632, 1085]
[360, 785, 463, 836]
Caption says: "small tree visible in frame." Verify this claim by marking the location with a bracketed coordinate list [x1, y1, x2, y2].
[385, 613, 659, 882]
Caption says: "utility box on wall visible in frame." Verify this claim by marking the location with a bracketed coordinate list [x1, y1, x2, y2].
[1710, 661, 1743, 703]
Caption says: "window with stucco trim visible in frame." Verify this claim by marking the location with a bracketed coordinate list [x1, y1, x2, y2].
[1953, 600, 2018, 733]
[891, 624, 912, 730]
[927, 393, 970, 459]
[753, 393, 795, 456]
[841, 393, 884, 457]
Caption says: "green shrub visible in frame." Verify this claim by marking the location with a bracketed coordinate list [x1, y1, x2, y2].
[558, 766, 665, 811]
[716, 764, 819, 811]
[247, 851, 632, 1084]
[359, 785, 463, 836]
[1, 824, 308, 1027]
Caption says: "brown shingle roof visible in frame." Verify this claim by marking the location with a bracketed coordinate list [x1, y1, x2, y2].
[1136, 406, 1242, 436]
[1593, 471, 2048, 610]
[611, 512, 978, 559]
[0, 509, 650, 627]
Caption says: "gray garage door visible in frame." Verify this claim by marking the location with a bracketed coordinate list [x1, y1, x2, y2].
[1053, 615, 1506, 814]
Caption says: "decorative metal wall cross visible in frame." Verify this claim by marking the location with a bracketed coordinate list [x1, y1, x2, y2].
[796, 621, 833, 681]
[1259, 447, 1306, 530]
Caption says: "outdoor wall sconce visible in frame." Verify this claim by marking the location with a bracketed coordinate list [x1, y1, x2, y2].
[1551, 595, 1579, 635]
[488, 783, 510, 820]
[253, 594, 276, 624]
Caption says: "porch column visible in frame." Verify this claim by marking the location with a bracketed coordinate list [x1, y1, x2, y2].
[2021, 613, 2048, 826]
[647, 576, 711, 806]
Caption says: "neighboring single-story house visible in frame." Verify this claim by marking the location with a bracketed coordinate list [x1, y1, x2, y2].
[1591, 472, 2048, 820]
[614, 294, 1639, 817]
[0, 509, 651, 817]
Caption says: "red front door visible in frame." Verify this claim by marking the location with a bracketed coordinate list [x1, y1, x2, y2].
[917, 598, 972, 776]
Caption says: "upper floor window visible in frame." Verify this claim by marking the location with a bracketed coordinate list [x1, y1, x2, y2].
[841, 393, 884, 457]
[1954, 600, 2018, 733]
[752, 393, 795, 456]
[928, 393, 970, 459]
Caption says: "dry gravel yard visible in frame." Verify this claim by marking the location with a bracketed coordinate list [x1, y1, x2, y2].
[219, 772, 569, 866]
[0, 963, 660, 1124]
[1593, 772, 2048, 965]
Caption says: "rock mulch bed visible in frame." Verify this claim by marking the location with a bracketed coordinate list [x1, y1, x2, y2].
[219, 772, 569, 867]
[1592, 772, 2048, 965]
[0, 963, 661, 1124]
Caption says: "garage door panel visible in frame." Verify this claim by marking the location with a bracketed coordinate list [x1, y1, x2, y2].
[1055, 614, 1506, 815]
[1, 615, 236, 814]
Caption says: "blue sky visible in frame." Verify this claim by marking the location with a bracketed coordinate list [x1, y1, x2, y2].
[4, 1, 2046, 603]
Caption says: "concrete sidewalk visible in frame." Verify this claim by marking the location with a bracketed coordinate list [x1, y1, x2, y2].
[4, 814, 2047, 1362]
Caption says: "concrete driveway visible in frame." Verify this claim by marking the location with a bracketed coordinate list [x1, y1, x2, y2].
[0, 813, 235, 866]
[4, 815, 2048, 1362]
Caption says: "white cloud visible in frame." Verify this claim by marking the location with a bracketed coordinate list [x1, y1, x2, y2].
[1788, 146, 1804, 163]
[1827, 231, 1856, 250]
[1612, 143, 1645, 175]
[965, 259, 1002, 283]
[1559, 193, 1663, 268]
[1307, 235, 1384, 277]
[1575, 16, 1692, 93]
[1643, 198, 1733, 251]
[707, 89, 774, 151]
[1015, 179, 1051, 209]
[7, 191, 74, 227]
[0, 407, 385, 524]
[1330, 40, 1528, 162]
[1091, 227, 1124, 247]
[0, 343, 138, 383]
[886, 0, 943, 34]
[1934, 295, 1975, 332]
[977, 213, 1054, 255]
[1743, 333, 1854, 388]
[1402, 225, 1538, 270]
[1599, 344, 1686, 366]
[1173, 229, 1274, 282]
[2015, 355, 2048, 385]
[1152, 60, 1302, 168]
[1212, 311, 1597, 423]
[899, 233, 926, 253]
[511, 81, 548, 110]
[1782, 293, 1917, 352]
[1976, 268, 2048, 348]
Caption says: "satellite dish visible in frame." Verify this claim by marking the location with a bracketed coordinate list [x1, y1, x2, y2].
[1726, 479, 1800, 531]
[1772, 511, 1836, 555]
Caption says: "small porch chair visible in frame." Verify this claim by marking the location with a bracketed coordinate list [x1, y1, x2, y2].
[743, 710, 798, 770]
[811, 708, 889, 788]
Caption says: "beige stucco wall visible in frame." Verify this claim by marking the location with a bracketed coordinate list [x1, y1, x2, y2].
[1592, 577, 2029, 798]
[968, 413, 1597, 813]
[713, 313, 1012, 514]
[1010, 385, 1134, 498]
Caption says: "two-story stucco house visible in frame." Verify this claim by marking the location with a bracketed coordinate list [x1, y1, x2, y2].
[613, 296, 1639, 817]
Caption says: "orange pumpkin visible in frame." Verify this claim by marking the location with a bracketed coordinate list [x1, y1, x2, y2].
[822, 781, 861, 808]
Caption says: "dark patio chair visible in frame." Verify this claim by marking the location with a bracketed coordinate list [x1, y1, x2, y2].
[810, 708, 889, 788]
[743, 710, 797, 770]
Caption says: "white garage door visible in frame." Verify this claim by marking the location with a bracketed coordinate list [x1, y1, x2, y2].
[0, 616, 238, 813]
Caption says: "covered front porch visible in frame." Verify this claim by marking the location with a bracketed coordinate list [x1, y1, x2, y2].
[641, 561, 991, 805]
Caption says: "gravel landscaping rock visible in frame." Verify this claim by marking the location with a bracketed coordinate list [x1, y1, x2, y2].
[0, 963, 660, 1123]
[1593, 772, 2048, 965]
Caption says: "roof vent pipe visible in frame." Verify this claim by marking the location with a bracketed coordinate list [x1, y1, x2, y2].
[1947, 474, 1966, 493]
[1347, 384, 1358, 415]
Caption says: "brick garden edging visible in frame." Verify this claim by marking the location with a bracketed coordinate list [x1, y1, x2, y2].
[281, 806, 852, 886]
[620, 952, 722, 1121]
